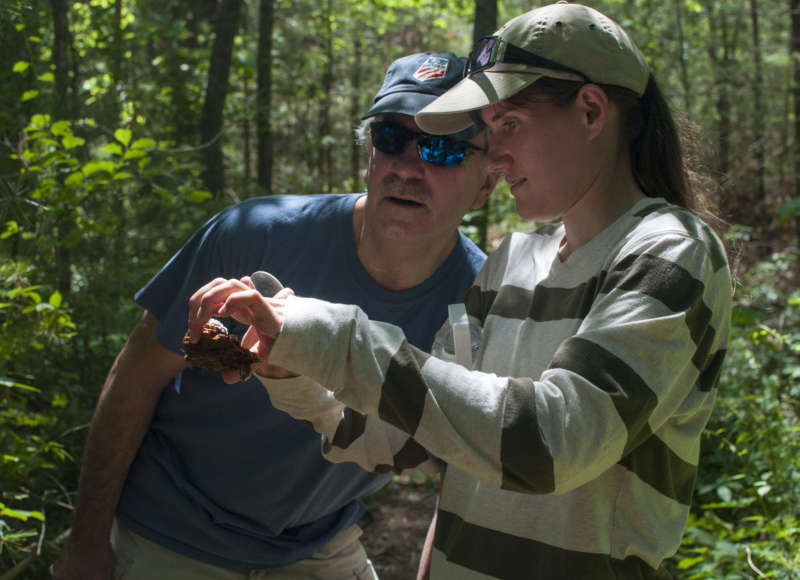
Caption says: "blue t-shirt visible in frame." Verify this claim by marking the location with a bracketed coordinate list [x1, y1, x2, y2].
[116, 194, 486, 570]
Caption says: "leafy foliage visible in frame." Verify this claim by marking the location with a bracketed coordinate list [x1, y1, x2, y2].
[0, 260, 75, 571]
[664, 252, 800, 579]
[1, 1, 798, 578]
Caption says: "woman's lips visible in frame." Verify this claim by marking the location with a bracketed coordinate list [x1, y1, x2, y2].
[507, 177, 526, 195]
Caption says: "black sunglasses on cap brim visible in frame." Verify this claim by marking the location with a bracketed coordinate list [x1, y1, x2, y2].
[370, 121, 486, 167]
[467, 35, 591, 82]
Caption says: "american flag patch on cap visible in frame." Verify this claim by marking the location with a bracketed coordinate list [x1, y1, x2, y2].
[413, 56, 449, 81]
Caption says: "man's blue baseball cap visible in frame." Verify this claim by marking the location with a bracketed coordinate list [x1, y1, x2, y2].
[363, 52, 468, 119]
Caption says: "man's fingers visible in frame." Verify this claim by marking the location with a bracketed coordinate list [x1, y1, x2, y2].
[188, 278, 250, 341]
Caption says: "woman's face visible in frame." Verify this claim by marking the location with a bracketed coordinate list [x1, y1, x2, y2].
[479, 91, 598, 223]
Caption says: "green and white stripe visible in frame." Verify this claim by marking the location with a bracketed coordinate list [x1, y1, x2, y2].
[268, 197, 732, 579]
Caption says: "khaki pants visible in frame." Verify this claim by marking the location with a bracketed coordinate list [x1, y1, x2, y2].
[111, 521, 378, 579]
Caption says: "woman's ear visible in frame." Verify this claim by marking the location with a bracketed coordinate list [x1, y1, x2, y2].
[576, 84, 609, 141]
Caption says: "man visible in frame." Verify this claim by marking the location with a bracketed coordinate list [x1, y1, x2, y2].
[54, 51, 496, 579]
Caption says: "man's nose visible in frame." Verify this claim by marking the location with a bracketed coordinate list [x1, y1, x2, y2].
[390, 139, 426, 178]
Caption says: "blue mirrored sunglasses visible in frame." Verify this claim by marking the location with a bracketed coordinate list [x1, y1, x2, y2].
[370, 121, 485, 167]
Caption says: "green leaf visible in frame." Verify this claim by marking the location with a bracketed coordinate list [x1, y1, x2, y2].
[2, 529, 39, 542]
[49, 291, 63, 308]
[122, 149, 146, 160]
[12, 61, 30, 73]
[64, 172, 84, 187]
[0, 503, 45, 522]
[62, 135, 86, 150]
[114, 128, 132, 146]
[50, 120, 71, 136]
[186, 190, 213, 203]
[677, 556, 705, 570]
[102, 143, 123, 155]
[778, 197, 800, 225]
[2, 221, 20, 239]
[38, 72, 54, 83]
[52, 393, 68, 408]
[82, 160, 116, 176]
[21, 90, 39, 102]
[130, 137, 156, 150]
[30, 114, 50, 128]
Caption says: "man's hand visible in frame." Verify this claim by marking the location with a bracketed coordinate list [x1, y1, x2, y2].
[188, 277, 293, 383]
[51, 534, 115, 580]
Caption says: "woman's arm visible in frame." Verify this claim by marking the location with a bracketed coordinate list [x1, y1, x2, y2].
[256, 373, 443, 475]
[266, 233, 731, 494]
[189, 233, 731, 495]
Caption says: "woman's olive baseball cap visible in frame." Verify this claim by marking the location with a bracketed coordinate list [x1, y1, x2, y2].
[416, 2, 650, 135]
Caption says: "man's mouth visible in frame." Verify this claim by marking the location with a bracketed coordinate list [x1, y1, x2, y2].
[388, 196, 425, 208]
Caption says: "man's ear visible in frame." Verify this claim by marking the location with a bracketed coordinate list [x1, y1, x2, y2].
[576, 84, 609, 141]
[471, 173, 499, 210]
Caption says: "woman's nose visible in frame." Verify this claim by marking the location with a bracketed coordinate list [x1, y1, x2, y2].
[483, 137, 510, 174]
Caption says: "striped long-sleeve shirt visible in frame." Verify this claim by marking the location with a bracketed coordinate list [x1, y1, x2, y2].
[264, 197, 732, 579]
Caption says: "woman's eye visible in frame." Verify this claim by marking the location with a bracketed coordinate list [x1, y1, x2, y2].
[503, 119, 519, 130]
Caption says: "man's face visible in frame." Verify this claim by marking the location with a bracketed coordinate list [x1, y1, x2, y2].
[363, 114, 491, 246]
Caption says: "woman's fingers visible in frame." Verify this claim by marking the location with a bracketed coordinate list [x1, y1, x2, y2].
[188, 278, 250, 341]
[218, 292, 284, 339]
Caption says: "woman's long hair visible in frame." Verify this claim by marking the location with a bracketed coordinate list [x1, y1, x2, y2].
[504, 76, 710, 218]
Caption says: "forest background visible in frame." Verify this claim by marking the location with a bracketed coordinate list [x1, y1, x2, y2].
[0, 0, 798, 578]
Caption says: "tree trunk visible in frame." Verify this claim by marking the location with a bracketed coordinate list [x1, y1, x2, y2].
[107, 0, 123, 126]
[791, 0, 800, 198]
[49, 0, 76, 296]
[164, 0, 195, 140]
[318, 0, 334, 191]
[200, 0, 243, 195]
[471, 0, 497, 251]
[351, 33, 362, 191]
[50, 0, 75, 122]
[701, 0, 741, 212]
[750, 0, 766, 204]
[673, 0, 691, 113]
[257, 0, 274, 193]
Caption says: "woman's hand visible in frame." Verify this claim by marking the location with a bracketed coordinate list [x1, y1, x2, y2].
[187, 277, 294, 383]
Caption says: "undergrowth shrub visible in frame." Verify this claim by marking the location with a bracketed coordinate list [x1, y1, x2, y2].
[666, 251, 800, 578]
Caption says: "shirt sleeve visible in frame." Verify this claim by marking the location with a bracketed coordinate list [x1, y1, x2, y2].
[269, 231, 732, 494]
[256, 374, 443, 475]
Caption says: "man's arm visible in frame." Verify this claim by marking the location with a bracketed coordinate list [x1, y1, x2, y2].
[53, 310, 187, 580]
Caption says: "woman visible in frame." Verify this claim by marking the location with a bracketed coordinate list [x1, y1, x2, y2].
[189, 4, 732, 578]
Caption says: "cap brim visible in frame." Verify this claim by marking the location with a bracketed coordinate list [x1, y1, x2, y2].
[362, 91, 438, 119]
[416, 69, 543, 134]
